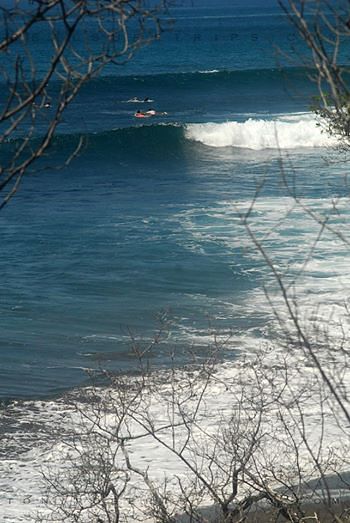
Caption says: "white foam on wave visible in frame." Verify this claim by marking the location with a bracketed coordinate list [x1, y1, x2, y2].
[185, 113, 338, 150]
[176, 194, 350, 346]
[197, 69, 220, 74]
[1, 341, 349, 522]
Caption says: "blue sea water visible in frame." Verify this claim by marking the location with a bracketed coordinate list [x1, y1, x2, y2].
[1, 1, 348, 399]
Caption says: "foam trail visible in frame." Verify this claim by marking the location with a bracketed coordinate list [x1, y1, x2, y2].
[185, 113, 338, 150]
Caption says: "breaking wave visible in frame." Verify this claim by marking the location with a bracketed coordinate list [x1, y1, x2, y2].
[185, 113, 338, 150]
[2, 114, 339, 160]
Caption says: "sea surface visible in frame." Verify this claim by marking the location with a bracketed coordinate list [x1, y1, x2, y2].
[3, 1, 350, 520]
[0, 1, 349, 401]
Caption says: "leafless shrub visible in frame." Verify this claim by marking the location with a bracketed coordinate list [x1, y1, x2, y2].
[0, 0, 168, 207]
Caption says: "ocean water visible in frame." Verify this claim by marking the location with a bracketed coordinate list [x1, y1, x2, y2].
[2, 1, 350, 520]
[1, 1, 348, 400]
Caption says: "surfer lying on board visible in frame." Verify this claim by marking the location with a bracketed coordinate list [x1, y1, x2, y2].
[127, 97, 154, 103]
[134, 109, 167, 118]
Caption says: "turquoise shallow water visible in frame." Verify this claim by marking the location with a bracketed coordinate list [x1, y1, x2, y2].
[0, 1, 346, 399]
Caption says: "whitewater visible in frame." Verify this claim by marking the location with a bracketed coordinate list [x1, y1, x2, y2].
[2, 155, 350, 519]
[185, 113, 338, 149]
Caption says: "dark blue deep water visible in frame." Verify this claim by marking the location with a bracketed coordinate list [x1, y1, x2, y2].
[1, 1, 347, 399]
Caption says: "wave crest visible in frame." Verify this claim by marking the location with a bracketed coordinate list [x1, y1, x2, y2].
[185, 114, 338, 150]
